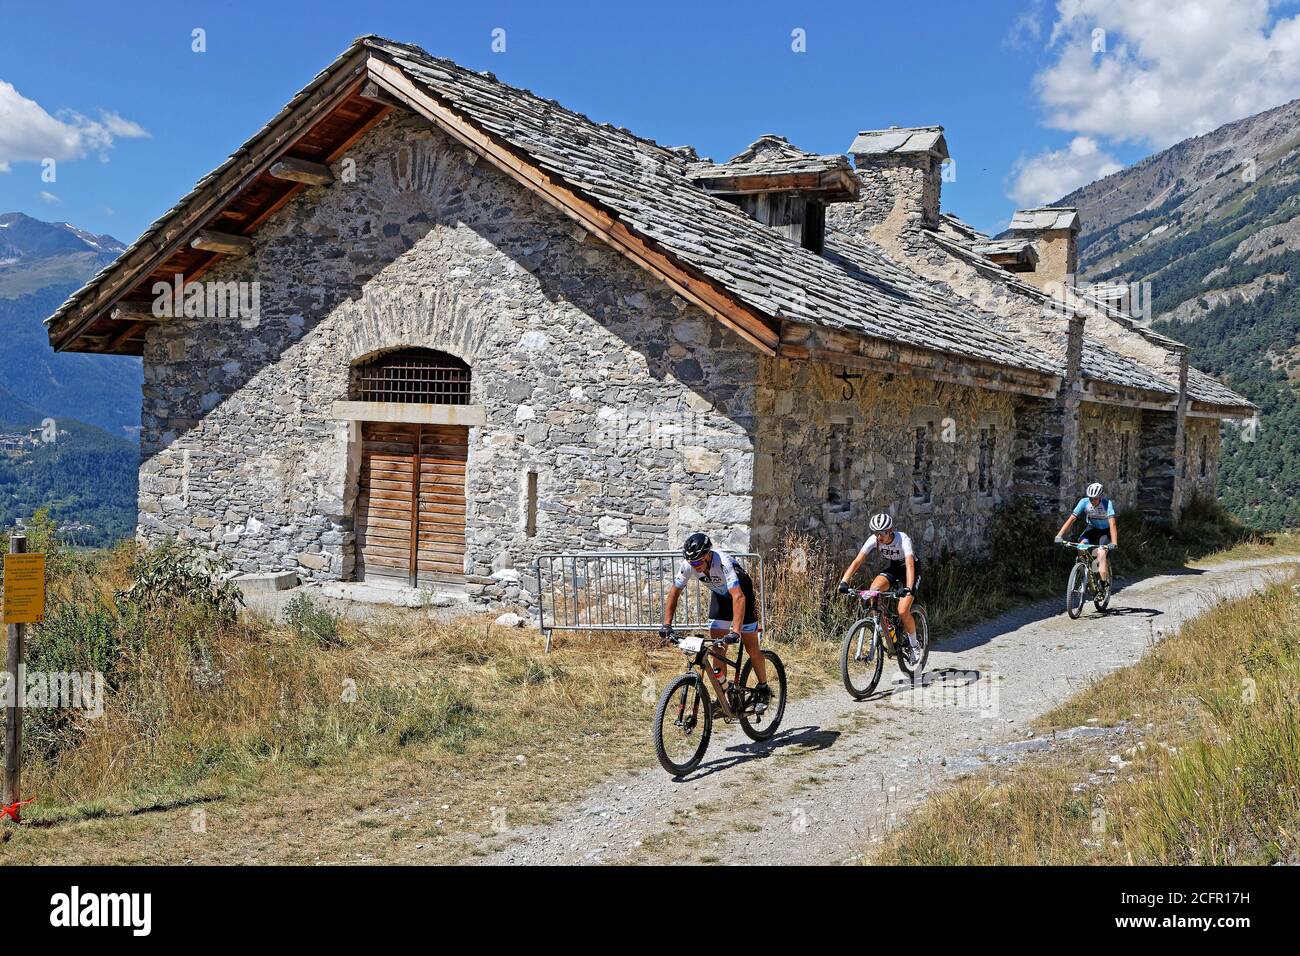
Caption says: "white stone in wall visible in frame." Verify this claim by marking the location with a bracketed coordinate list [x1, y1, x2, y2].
[598, 515, 630, 537]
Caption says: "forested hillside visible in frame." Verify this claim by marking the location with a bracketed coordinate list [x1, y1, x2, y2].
[1057, 98, 1300, 529]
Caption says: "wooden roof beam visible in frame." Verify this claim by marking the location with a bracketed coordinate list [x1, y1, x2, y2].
[191, 229, 253, 256]
[269, 156, 334, 186]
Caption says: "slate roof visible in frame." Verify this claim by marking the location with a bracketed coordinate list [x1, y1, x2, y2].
[685, 152, 853, 183]
[848, 126, 948, 159]
[1008, 207, 1080, 233]
[971, 237, 1038, 263]
[364, 38, 1056, 374]
[1081, 339, 1178, 395]
[1187, 366, 1254, 410]
[934, 214, 1254, 410]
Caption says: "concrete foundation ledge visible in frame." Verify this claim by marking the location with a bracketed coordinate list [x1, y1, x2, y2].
[318, 580, 470, 608]
[233, 571, 300, 599]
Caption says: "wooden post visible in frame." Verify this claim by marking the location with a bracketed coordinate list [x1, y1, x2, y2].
[3, 533, 26, 807]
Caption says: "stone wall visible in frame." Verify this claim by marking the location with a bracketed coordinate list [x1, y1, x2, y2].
[1181, 416, 1222, 504]
[750, 358, 1017, 563]
[1076, 401, 1146, 512]
[833, 155, 942, 259]
[138, 112, 760, 605]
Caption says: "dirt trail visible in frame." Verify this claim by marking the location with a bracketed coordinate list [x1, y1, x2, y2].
[472, 556, 1299, 865]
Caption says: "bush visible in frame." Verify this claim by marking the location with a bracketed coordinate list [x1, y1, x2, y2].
[117, 539, 245, 620]
[282, 592, 344, 648]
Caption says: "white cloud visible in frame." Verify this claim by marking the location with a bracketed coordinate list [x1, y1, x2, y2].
[1008, 135, 1124, 206]
[0, 80, 149, 168]
[37, 190, 60, 204]
[1005, 0, 1047, 50]
[1035, 0, 1300, 148]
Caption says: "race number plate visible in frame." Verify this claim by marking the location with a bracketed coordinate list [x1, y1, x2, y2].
[679, 636, 704, 654]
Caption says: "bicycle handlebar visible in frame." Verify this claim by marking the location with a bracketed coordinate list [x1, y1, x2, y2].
[1058, 540, 1117, 551]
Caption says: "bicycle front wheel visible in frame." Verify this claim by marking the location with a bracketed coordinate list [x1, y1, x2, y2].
[1094, 575, 1112, 611]
[738, 649, 787, 741]
[653, 672, 712, 776]
[1066, 562, 1088, 619]
[897, 606, 930, 679]
[841, 619, 883, 699]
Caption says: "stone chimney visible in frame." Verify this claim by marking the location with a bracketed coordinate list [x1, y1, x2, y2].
[832, 126, 948, 255]
[1007, 207, 1080, 293]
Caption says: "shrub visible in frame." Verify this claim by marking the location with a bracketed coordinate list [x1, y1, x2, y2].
[117, 539, 245, 620]
[283, 591, 344, 648]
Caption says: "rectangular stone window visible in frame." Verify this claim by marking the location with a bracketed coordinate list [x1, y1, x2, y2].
[912, 423, 933, 504]
[1119, 432, 1131, 483]
[977, 425, 995, 495]
[1085, 430, 1098, 480]
[826, 422, 852, 515]
[1199, 435, 1208, 478]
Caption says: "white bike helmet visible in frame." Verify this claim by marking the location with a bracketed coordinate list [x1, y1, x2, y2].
[869, 512, 894, 533]
[1086, 482, 1104, 499]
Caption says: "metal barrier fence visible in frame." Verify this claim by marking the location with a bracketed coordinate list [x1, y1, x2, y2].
[533, 551, 766, 652]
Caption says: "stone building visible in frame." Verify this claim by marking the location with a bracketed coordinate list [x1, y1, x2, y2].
[46, 36, 1253, 606]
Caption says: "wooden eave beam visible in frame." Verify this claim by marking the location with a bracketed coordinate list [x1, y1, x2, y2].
[191, 229, 254, 255]
[269, 156, 334, 186]
[365, 55, 780, 356]
[110, 300, 165, 324]
[1080, 380, 1178, 411]
[779, 322, 1060, 399]
[106, 321, 147, 353]
[49, 47, 372, 352]
[1187, 402, 1255, 419]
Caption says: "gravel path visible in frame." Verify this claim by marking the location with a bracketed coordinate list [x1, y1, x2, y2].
[473, 555, 1299, 865]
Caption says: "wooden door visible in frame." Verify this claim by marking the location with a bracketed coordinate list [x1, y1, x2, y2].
[355, 422, 467, 587]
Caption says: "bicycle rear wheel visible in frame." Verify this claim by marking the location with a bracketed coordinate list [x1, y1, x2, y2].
[841, 619, 883, 699]
[1066, 563, 1088, 619]
[897, 606, 930, 679]
[738, 649, 786, 741]
[653, 672, 712, 776]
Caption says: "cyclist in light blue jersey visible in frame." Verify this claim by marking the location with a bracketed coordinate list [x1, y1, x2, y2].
[1055, 481, 1119, 584]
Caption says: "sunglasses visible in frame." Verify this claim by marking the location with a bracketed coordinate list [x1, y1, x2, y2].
[688, 556, 709, 568]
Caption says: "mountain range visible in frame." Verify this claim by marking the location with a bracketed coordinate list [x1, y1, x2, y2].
[1056, 98, 1300, 530]
[0, 212, 139, 545]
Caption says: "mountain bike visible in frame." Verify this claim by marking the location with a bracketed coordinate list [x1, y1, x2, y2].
[1060, 540, 1117, 618]
[840, 588, 930, 699]
[652, 629, 787, 776]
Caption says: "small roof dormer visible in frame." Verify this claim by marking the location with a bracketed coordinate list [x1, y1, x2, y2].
[687, 136, 858, 254]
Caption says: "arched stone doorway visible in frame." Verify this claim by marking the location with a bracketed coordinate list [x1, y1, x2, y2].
[344, 348, 475, 588]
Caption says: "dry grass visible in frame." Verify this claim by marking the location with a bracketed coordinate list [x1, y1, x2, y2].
[1, 534, 841, 862]
[3, 512, 1295, 864]
[872, 573, 1300, 865]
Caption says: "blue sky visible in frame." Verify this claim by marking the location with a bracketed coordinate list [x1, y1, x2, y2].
[4, 0, 1300, 240]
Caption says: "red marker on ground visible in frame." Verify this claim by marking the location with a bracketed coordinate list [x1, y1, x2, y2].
[0, 796, 35, 823]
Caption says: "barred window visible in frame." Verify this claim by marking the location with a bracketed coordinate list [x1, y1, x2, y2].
[912, 423, 933, 504]
[1200, 435, 1208, 478]
[350, 348, 471, 405]
[1085, 430, 1098, 480]
[1119, 432, 1131, 482]
[977, 425, 995, 494]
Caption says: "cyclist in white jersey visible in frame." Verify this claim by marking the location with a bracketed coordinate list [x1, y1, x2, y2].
[1055, 481, 1119, 583]
[660, 532, 769, 704]
[837, 512, 922, 658]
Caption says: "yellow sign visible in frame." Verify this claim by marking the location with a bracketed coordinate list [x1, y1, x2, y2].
[2, 553, 45, 625]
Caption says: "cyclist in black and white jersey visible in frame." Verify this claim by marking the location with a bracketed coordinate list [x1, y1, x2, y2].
[837, 512, 922, 659]
[660, 532, 770, 707]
